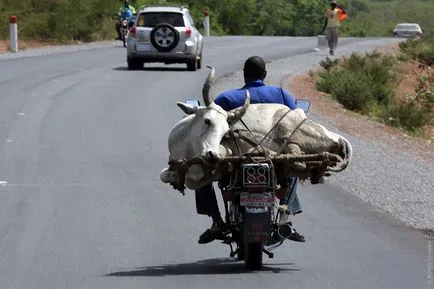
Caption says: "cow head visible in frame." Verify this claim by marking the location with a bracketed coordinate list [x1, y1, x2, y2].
[167, 66, 250, 189]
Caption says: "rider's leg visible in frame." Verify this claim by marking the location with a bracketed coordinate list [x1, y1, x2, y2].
[115, 22, 122, 40]
[195, 183, 225, 244]
[280, 177, 302, 214]
[279, 177, 305, 242]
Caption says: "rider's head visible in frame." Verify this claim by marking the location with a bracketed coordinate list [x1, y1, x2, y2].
[124, 0, 129, 7]
[243, 56, 267, 84]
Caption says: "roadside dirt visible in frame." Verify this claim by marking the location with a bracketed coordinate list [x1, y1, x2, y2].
[0, 39, 83, 53]
[282, 43, 434, 163]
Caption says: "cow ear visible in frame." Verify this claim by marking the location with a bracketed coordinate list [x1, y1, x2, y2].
[177, 102, 198, 115]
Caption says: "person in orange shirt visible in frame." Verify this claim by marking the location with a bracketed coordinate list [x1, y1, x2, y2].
[321, 0, 347, 55]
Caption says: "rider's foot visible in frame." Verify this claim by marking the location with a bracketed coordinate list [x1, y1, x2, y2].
[198, 218, 225, 244]
[287, 228, 305, 242]
[266, 225, 306, 246]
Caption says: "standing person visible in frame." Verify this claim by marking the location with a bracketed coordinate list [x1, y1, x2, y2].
[321, 0, 347, 55]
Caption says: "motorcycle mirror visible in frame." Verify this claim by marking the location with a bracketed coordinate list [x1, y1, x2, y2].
[295, 99, 311, 113]
[185, 99, 201, 107]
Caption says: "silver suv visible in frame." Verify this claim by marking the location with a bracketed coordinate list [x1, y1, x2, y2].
[126, 5, 203, 71]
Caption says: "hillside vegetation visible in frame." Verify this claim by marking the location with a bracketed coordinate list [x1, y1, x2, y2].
[312, 37, 433, 139]
[1, 0, 433, 42]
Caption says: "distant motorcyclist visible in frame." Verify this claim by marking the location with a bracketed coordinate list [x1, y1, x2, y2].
[116, 0, 136, 40]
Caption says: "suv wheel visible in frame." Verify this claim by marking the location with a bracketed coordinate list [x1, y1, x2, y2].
[150, 23, 180, 52]
[196, 53, 202, 69]
[187, 60, 197, 71]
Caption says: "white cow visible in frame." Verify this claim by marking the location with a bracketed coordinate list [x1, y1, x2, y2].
[160, 66, 352, 190]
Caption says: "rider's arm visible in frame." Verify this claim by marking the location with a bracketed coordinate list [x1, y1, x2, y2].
[321, 16, 328, 33]
[281, 89, 297, 110]
[214, 93, 232, 111]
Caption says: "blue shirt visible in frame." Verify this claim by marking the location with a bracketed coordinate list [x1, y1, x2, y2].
[120, 8, 134, 20]
[214, 80, 297, 111]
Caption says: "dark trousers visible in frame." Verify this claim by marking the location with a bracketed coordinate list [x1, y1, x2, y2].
[195, 183, 221, 219]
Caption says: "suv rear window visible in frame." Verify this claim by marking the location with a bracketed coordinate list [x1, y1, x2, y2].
[395, 24, 419, 30]
[137, 12, 185, 27]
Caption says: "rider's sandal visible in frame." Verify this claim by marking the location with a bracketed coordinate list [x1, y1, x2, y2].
[287, 229, 306, 242]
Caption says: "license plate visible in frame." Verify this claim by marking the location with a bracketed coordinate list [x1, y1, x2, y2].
[136, 43, 151, 51]
[240, 192, 273, 207]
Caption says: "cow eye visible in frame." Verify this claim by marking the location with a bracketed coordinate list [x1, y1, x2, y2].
[204, 118, 211, 125]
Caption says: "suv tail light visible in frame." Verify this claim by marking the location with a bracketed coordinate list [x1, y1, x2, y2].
[129, 26, 136, 37]
[416, 32, 422, 36]
[185, 27, 192, 38]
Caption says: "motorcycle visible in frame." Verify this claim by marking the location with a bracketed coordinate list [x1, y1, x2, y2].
[116, 13, 135, 47]
[180, 99, 321, 270]
[119, 17, 133, 47]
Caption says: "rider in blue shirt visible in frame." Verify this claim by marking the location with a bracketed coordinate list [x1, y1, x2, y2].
[195, 56, 305, 245]
[214, 80, 297, 110]
[116, 0, 136, 40]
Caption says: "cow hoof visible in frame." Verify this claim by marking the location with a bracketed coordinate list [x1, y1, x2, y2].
[160, 168, 178, 183]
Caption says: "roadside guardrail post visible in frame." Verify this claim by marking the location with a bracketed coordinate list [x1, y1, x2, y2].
[203, 9, 210, 37]
[9, 16, 18, 52]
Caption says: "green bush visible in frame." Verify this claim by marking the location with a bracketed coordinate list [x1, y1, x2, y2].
[315, 48, 433, 134]
[417, 46, 434, 66]
[316, 69, 379, 111]
[316, 52, 397, 111]
[386, 103, 430, 131]
[319, 57, 340, 71]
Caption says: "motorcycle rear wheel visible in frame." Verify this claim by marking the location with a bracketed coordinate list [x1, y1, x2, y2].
[244, 242, 263, 270]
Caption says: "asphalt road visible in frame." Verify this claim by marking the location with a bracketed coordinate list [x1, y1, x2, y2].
[0, 36, 431, 289]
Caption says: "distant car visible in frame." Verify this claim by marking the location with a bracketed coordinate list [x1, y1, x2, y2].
[126, 5, 204, 71]
[393, 23, 423, 39]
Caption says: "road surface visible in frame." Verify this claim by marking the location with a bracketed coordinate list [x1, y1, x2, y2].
[0, 36, 430, 289]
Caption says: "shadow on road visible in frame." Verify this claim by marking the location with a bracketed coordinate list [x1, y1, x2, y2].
[105, 258, 299, 277]
[112, 66, 189, 72]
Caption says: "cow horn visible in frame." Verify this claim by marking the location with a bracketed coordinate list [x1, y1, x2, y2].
[227, 89, 251, 124]
[202, 66, 215, 107]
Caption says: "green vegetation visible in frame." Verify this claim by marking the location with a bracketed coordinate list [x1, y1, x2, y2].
[0, 0, 328, 42]
[339, 0, 434, 38]
[314, 37, 434, 136]
[1, 0, 433, 42]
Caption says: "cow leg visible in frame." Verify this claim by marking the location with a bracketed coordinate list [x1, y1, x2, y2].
[287, 143, 307, 171]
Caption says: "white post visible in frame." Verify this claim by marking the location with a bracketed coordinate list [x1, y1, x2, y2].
[317, 34, 326, 47]
[9, 16, 18, 52]
[203, 10, 210, 37]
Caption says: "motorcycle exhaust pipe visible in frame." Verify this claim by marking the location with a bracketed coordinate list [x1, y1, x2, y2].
[277, 224, 293, 239]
